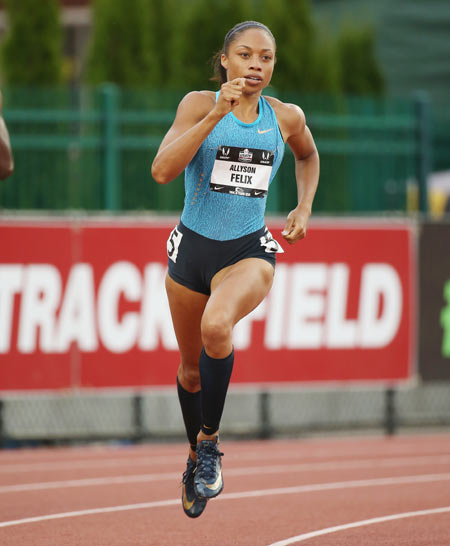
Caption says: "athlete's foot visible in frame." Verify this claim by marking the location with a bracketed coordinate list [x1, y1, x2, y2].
[194, 435, 224, 499]
[181, 457, 208, 518]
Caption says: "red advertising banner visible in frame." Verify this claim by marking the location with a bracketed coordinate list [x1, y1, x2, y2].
[0, 217, 415, 390]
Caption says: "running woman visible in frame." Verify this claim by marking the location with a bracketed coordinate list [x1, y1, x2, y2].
[151, 20, 319, 518]
[0, 90, 14, 180]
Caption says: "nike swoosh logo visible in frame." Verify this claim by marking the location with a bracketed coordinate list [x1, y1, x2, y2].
[182, 486, 195, 511]
[258, 128, 274, 134]
[205, 471, 222, 490]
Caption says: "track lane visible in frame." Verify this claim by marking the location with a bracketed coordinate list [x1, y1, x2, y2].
[1, 453, 450, 491]
[1, 456, 450, 520]
[0, 434, 449, 545]
[1, 433, 450, 469]
[267, 507, 450, 546]
[0, 475, 449, 545]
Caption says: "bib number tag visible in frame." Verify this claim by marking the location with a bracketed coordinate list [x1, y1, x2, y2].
[167, 226, 183, 263]
[210, 145, 274, 198]
[260, 228, 284, 253]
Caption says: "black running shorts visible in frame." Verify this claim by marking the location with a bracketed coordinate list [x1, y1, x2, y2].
[167, 221, 283, 295]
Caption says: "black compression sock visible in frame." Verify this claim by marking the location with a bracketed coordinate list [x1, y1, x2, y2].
[199, 347, 234, 435]
[176, 377, 202, 452]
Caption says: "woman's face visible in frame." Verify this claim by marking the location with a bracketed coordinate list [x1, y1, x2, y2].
[221, 28, 276, 92]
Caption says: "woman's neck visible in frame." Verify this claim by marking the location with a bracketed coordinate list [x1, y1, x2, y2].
[231, 92, 261, 124]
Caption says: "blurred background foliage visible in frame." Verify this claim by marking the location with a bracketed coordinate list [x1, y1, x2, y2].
[0, 0, 448, 216]
[0, 0, 385, 97]
[1, 0, 63, 86]
[86, 0, 385, 96]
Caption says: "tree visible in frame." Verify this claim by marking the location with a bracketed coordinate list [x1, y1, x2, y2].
[310, 31, 341, 96]
[176, 0, 252, 90]
[262, 0, 317, 93]
[85, 0, 156, 86]
[337, 25, 384, 95]
[146, 0, 181, 87]
[1, 0, 63, 85]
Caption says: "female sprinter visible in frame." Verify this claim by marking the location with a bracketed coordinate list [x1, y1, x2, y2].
[151, 20, 319, 518]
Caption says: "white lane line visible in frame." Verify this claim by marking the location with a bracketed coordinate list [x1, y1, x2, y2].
[1, 454, 450, 494]
[266, 506, 450, 545]
[0, 499, 180, 529]
[1, 444, 450, 473]
[0, 472, 180, 493]
[0, 472, 450, 528]
[0, 456, 181, 473]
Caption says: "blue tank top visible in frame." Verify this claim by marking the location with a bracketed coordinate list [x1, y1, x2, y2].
[180, 93, 285, 241]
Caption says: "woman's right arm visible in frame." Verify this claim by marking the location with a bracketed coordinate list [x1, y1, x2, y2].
[151, 79, 245, 184]
[0, 92, 14, 180]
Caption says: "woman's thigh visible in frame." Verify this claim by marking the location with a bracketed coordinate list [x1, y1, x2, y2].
[210, 257, 274, 319]
[200, 258, 274, 356]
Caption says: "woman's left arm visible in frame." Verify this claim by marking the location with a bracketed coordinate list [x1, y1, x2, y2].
[277, 102, 319, 245]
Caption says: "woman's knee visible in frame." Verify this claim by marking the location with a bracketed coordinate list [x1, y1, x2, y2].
[178, 362, 201, 391]
[200, 311, 232, 354]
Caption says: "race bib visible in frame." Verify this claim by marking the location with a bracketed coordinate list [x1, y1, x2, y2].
[210, 145, 274, 198]
[260, 227, 284, 254]
[167, 226, 183, 263]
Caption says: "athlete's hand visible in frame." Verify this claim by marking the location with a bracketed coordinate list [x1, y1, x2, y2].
[215, 78, 246, 116]
[282, 206, 310, 244]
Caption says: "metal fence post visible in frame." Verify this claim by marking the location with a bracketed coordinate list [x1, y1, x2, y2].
[384, 387, 397, 436]
[101, 84, 121, 211]
[414, 91, 431, 215]
[258, 390, 272, 439]
[133, 392, 144, 443]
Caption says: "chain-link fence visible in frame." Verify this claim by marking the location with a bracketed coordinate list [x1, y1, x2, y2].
[0, 85, 435, 215]
[1, 382, 450, 447]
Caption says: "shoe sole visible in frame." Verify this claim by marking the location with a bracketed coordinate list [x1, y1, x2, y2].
[182, 485, 208, 518]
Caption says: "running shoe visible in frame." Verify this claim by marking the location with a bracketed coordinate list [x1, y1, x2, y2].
[194, 437, 224, 499]
[181, 457, 208, 518]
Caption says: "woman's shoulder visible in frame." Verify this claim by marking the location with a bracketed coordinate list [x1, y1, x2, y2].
[263, 95, 306, 136]
[177, 90, 216, 117]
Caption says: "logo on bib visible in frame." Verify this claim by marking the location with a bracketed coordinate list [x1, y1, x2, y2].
[238, 149, 253, 162]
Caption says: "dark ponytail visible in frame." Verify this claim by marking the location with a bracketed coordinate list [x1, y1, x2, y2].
[211, 21, 276, 86]
[211, 50, 228, 86]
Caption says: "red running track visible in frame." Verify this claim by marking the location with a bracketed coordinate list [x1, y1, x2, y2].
[0, 433, 449, 545]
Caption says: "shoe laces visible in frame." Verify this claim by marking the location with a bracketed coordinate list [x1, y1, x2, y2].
[182, 458, 196, 485]
[196, 442, 224, 481]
